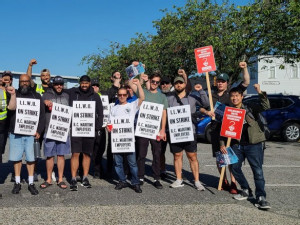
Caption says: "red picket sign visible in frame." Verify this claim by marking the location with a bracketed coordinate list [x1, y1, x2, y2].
[220, 106, 246, 140]
[194, 45, 216, 73]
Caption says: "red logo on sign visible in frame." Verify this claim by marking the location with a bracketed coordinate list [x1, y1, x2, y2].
[220, 107, 246, 140]
[194, 45, 216, 73]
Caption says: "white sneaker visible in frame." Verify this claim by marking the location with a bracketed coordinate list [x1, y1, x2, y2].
[170, 179, 184, 188]
[194, 181, 205, 191]
[51, 172, 56, 182]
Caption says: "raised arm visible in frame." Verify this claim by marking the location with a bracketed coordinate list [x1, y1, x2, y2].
[129, 79, 144, 106]
[6, 86, 16, 110]
[139, 73, 150, 90]
[240, 62, 250, 87]
[26, 59, 37, 79]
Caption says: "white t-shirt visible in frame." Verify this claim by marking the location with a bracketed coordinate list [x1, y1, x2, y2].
[110, 100, 139, 120]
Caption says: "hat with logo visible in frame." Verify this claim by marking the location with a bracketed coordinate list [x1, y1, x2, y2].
[216, 73, 229, 82]
[52, 76, 64, 85]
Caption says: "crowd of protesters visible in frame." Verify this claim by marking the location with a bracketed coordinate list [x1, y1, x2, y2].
[0, 59, 271, 210]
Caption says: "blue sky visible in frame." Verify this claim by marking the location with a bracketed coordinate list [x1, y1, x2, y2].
[0, 0, 251, 77]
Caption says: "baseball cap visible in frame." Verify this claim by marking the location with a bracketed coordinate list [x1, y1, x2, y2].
[91, 79, 100, 87]
[216, 73, 229, 82]
[79, 75, 91, 82]
[161, 77, 171, 84]
[173, 76, 185, 84]
[2, 71, 12, 78]
[52, 76, 64, 85]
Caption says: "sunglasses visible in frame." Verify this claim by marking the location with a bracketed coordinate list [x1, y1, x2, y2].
[118, 93, 127, 97]
[151, 80, 160, 85]
[161, 82, 170, 85]
[54, 83, 64, 86]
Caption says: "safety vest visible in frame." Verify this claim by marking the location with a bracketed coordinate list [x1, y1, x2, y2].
[0, 89, 7, 120]
[36, 84, 45, 95]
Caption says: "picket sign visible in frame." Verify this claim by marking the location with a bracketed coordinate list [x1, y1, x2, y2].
[194, 45, 216, 120]
[217, 107, 246, 191]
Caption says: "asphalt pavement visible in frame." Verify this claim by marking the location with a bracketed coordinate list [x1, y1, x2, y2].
[0, 140, 299, 225]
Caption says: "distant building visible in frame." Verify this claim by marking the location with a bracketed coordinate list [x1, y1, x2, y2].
[0, 71, 79, 89]
[247, 56, 300, 96]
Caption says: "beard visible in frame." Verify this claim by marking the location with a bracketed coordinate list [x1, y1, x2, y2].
[175, 87, 185, 94]
[161, 87, 171, 93]
[20, 86, 30, 95]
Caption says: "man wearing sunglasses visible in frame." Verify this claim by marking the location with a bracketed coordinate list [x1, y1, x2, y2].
[40, 76, 70, 190]
[135, 72, 168, 189]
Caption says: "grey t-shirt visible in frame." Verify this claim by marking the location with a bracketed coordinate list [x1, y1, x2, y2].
[167, 94, 199, 133]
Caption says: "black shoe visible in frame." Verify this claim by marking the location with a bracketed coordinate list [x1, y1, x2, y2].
[70, 179, 78, 191]
[12, 183, 21, 194]
[255, 196, 271, 210]
[81, 178, 92, 188]
[115, 182, 129, 190]
[28, 183, 39, 195]
[154, 180, 163, 189]
[0, 193, 2, 199]
[139, 179, 144, 185]
[133, 184, 142, 193]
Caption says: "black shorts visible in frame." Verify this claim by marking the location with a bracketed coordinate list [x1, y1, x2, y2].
[170, 134, 197, 154]
[71, 137, 95, 155]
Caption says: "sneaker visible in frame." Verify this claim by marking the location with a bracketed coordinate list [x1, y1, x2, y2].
[51, 171, 56, 182]
[12, 183, 21, 194]
[81, 178, 92, 188]
[28, 183, 39, 195]
[70, 179, 78, 191]
[230, 182, 238, 194]
[233, 189, 254, 201]
[139, 179, 144, 185]
[255, 196, 271, 210]
[132, 184, 142, 193]
[170, 179, 184, 188]
[115, 182, 129, 190]
[154, 180, 163, 189]
[194, 181, 205, 191]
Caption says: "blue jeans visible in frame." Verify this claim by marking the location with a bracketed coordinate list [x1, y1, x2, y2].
[114, 152, 139, 185]
[231, 142, 266, 198]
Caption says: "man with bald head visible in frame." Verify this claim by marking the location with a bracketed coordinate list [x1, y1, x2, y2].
[8, 74, 45, 195]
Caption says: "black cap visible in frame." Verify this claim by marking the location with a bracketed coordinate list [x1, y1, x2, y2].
[161, 77, 171, 84]
[91, 79, 99, 87]
[79, 75, 91, 82]
[52, 76, 64, 85]
[2, 70, 12, 78]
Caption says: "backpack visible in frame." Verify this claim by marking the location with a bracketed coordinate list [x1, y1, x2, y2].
[244, 104, 271, 140]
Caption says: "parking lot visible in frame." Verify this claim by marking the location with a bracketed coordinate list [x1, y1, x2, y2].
[0, 140, 299, 224]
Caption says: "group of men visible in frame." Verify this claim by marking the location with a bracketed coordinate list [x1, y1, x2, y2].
[0, 59, 270, 210]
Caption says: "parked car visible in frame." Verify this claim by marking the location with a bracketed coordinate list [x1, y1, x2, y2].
[196, 94, 300, 143]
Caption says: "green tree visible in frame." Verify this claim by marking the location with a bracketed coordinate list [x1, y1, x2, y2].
[82, 0, 300, 87]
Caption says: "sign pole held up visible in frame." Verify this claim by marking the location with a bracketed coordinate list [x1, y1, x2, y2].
[205, 72, 215, 120]
[217, 106, 246, 191]
[194, 46, 216, 120]
[217, 137, 231, 191]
